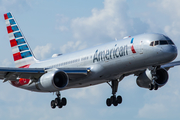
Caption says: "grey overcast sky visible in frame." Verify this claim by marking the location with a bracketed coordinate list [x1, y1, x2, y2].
[0, 0, 180, 120]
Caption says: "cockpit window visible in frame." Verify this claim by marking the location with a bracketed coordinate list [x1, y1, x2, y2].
[155, 41, 159, 45]
[150, 41, 154, 46]
[159, 40, 168, 45]
[150, 40, 174, 46]
[167, 40, 174, 45]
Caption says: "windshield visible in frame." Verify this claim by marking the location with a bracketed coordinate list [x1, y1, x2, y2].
[150, 40, 174, 46]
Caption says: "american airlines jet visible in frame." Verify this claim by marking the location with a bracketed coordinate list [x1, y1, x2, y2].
[1, 12, 180, 109]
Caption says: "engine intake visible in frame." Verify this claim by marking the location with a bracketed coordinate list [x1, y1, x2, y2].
[136, 68, 168, 89]
[36, 70, 69, 92]
[53, 71, 68, 88]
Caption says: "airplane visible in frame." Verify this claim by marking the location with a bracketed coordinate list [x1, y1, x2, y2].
[1, 12, 180, 109]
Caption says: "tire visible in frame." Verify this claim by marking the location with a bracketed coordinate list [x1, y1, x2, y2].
[113, 100, 118, 106]
[62, 97, 67, 106]
[106, 98, 111, 106]
[149, 84, 154, 90]
[154, 84, 158, 90]
[117, 96, 122, 104]
[110, 96, 116, 103]
[58, 103, 63, 108]
[51, 100, 56, 109]
[55, 98, 60, 106]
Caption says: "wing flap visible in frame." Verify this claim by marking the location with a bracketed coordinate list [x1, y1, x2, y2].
[0, 67, 45, 81]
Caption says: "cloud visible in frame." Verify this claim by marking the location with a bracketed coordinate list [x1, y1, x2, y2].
[57, 0, 150, 54]
[56, 14, 69, 24]
[137, 67, 180, 119]
[144, 0, 180, 41]
[138, 103, 168, 118]
[120, 75, 137, 91]
[151, 0, 180, 18]
[60, 40, 87, 53]
[55, 14, 69, 32]
[57, 26, 69, 32]
[33, 43, 53, 60]
[138, 91, 180, 119]
[71, 0, 149, 46]
[68, 85, 105, 105]
[0, 58, 12, 67]
[0, 0, 32, 15]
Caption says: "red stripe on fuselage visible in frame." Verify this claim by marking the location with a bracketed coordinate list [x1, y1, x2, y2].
[19, 64, 30, 68]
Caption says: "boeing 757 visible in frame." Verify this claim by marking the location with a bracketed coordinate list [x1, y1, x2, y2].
[1, 12, 180, 109]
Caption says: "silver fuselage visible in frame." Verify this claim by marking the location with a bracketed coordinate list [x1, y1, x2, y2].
[16, 33, 177, 92]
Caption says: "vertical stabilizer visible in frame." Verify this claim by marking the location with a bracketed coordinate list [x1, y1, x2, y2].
[4, 12, 37, 68]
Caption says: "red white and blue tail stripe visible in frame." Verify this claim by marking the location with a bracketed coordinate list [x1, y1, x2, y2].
[4, 12, 37, 68]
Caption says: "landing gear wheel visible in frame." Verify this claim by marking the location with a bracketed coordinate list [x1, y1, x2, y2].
[50, 91, 67, 109]
[106, 98, 111, 106]
[149, 84, 154, 90]
[154, 84, 158, 90]
[110, 96, 116, 103]
[51, 100, 56, 109]
[106, 95, 122, 107]
[117, 96, 122, 104]
[55, 98, 60, 106]
[58, 103, 63, 108]
[62, 97, 67, 106]
[106, 80, 123, 107]
[113, 100, 118, 106]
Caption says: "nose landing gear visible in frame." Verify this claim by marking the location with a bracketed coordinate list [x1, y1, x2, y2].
[149, 66, 159, 91]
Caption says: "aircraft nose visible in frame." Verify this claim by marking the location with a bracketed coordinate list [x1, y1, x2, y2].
[163, 45, 177, 61]
[170, 45, 177, 55]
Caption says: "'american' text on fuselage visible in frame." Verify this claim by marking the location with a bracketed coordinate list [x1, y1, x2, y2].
[93, 45, 128, 63]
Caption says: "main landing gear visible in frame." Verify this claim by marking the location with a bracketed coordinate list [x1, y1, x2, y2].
[148, 66, 159, 91]
[51, 91, 67, 109]
[106, 80, 122, 107]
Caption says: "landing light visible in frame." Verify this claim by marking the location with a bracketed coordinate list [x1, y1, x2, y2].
[87, 69, 91, 73]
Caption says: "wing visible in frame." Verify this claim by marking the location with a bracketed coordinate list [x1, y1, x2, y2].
[120, 61, 180, 79]
[161, 61, 180, 71]
[0, 67, 89, 82]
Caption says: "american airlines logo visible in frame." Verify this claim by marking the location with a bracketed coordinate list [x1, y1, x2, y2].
[93, 45, 128, 63]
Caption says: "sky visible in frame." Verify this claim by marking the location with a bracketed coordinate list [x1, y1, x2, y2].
[0, 0, 180, 120]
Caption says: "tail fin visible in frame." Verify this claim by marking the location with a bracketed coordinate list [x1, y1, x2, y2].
[4, 12, 37, 68]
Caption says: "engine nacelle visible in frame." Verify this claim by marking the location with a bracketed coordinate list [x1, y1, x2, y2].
[36, 70, 69, 92]
[136, 68, 168, 89]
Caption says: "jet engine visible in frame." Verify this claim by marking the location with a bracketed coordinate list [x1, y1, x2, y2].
[36, 70, 69, 92]
[136, 68, 168, 89]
